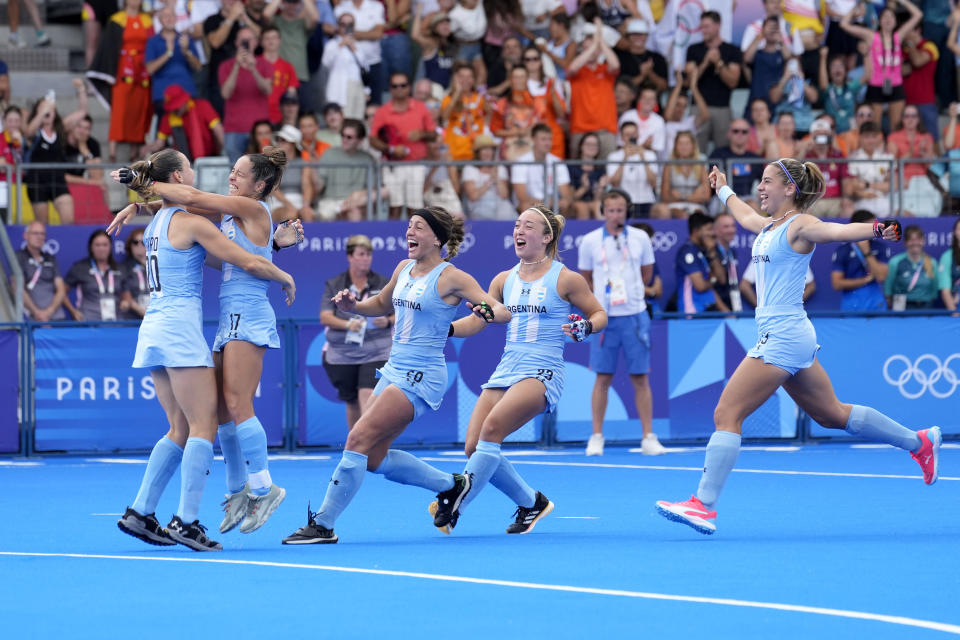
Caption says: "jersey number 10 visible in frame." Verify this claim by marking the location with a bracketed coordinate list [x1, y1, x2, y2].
[147, 254, 161, 292]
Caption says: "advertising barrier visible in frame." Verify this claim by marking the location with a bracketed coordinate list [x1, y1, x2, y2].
[9, 219, 958, 321]
[0, 329, 19, 453]
[809, 316, 960, 438]
[32, 323, 286, 452]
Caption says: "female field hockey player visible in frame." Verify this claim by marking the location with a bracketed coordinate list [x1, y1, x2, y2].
[115, 149, 295, 551]
[281, 207, 511, 544]
[429, 204, 607, 534]
[112, 148, 304, 536]
[655, 159, 941, 535]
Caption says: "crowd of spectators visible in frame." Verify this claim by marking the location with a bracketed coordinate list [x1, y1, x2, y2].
[1, 1, 960, 224]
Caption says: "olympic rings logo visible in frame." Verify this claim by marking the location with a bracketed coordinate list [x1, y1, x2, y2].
[882, 354, 960, 399]
[651, 231, 678, 253]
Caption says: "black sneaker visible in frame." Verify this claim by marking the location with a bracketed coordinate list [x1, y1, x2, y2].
[117, 507, 176, 546]
[431, 473, 472, 530]
[282, 503, 338, 545]
[505, 491, 554, 534]
[166, 515, 223, 551]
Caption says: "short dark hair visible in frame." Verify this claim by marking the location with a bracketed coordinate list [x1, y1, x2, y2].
[701, 10, 721, 24]
[323, 102, 342, 115]
[390, 71, 410, 84]
[601, 188, 632, 212]
[763, 16, 778, 29]
[342, 118, 366, 139]
[261, 24, 281, 39]
[851, 209, 876, 224]
[550, 12, 570, 29]
[688, 211, 714, 234]
[298, 112, 318, 125]
[619, 120, 638, 134]
[532, 123, 552, 137]
[859, 121, 882, 136]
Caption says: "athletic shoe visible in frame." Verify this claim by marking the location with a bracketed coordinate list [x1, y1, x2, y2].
[219, 482, 251, 533]
[117, 507, 176, 546]
[585, 433, 604, 456]
[281, 503, 337, 545]
[239, 484, 286, 534]
[505, 491, 554, 534]
[35, 31, 51, 47]
[911, 426, 942, 485]
[431, 473, 472, 531]
[641, 433, 666, 456]
[655, 495, 717, 535]
[427, 500, 453, 535]
[166, 515, 223, 551]
[8, 34, 26, 49]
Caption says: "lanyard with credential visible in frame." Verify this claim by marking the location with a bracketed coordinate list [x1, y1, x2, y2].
[26, 257, 44, 291]
[90, 260, 115, 296]
[600, 228, 630, 291]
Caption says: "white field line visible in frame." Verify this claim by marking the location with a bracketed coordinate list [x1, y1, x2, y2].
[0, 552, 958, 635]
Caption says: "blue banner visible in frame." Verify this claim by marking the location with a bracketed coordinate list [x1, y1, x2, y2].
[0, 330, 19, 453]
[809, 317, 960, 437]
[554, 318, 798, 442]
[33, 324, 285, 452]
[10, 218, 957, 318]
[296, 321, 542, 447]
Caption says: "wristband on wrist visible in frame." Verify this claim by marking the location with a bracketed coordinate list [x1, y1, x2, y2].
[272, 239, 281, 252]
[717, 185, 735, 206]
[448, 323, 455, 337]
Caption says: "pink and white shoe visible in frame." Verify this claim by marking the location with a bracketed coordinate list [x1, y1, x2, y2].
[655, 495, 717, 535]
[911, 426, 941, 485]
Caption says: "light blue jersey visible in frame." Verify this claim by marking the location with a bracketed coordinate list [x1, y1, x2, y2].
[212, 202, 281, 351]
[750, 216, 813, 317]
[746, 216, 818, 375]
[220, 203, 273, 298]
[484, 260, 570, 412]
[133, 206, 213, 369]
[377, 260, 458, 416]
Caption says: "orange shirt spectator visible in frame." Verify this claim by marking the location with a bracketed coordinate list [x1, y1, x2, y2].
[440, 63, 487, 162]
[568, 62, 617, 135]
[887, 107, 935, 185]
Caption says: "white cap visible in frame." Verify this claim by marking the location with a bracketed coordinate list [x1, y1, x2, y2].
[276, 124, 303, 149]
[626, 18, 649, 35]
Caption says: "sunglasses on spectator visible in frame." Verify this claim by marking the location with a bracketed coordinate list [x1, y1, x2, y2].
[857, 111, 872, 118]
[338, 20, 353, 27]
[730, 128, 749, 134]
[523, 56, 540, 61]
[391, 82, 408, 89]
[341, 133, 356, 139]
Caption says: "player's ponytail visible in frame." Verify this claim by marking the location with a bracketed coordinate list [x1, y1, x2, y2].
[774, 158, 825, 212]
[247, 146, 287, 199]
[527, 204, 565, 259]
[129, 148, 184, 199]
[413, 207, 465, 261]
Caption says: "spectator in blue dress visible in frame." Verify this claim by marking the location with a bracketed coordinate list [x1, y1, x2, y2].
[830, 209, 892, 311]
[147, 5, 203, 115]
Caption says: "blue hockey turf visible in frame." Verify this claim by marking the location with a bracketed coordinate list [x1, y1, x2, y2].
[2, 444, 958, 638]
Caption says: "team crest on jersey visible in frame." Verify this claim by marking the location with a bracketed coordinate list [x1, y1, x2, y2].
[222, 218, 236, 240]
[412, 280, 427, 298]
[532, 286, 547, 303]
